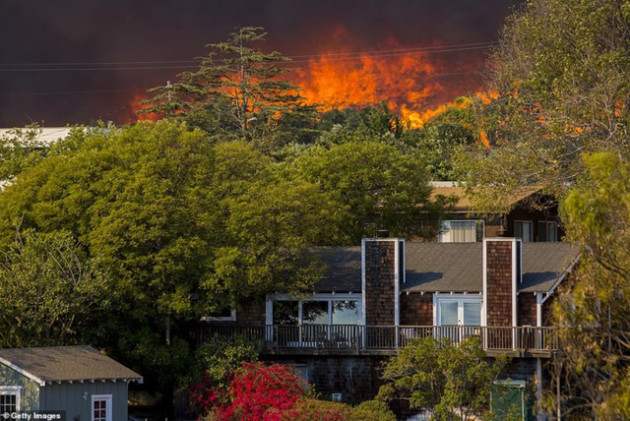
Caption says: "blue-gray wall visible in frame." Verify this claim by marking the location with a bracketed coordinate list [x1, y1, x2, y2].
[39, 380, 129, 420]
[0, 364, 39, 410]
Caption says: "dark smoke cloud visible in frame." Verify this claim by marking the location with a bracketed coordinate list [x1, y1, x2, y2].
[0, 0, 522, 126]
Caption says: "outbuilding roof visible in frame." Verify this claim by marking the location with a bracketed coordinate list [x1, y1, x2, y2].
[0, 345, 142, 386]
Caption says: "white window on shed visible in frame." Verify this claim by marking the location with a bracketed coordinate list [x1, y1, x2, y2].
[0, 386, 21, 412]
[92, 394, 112, 421]
[439, 220, 482, 243]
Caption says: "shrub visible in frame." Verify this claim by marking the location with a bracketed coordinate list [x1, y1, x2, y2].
[350, 400, 396, 421]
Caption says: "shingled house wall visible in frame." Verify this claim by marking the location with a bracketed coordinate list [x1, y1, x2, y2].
[364, 240, 398, 326]
[517, 293, 537, 326]
[400, 292, 433, 325]
[486, 240, 515, 326]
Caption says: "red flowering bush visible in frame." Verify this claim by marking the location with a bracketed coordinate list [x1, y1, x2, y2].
[218, 362, 304, 421]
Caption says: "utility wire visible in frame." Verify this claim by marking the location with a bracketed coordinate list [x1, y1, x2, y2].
[1, 70, 480, 97]
[0, 42, 495, 71]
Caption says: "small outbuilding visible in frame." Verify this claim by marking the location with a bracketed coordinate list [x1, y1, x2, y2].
[0, 345, 142, 420]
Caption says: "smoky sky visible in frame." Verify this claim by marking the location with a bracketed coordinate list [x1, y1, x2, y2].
[0, 0, 522, 127]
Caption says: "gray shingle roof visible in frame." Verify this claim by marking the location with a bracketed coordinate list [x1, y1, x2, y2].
[0, 346, 142, 385]
[312, 242, 578, 294]
[403, 242, 578, 293]
[314, 247, 362, 292]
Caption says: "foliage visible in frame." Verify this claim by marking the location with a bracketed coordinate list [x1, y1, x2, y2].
[213, 362, 304, 421]
[0, 126, 51, 181]
[350, 400, 396, 421]
[196, 336, 260, 390]
[0, 230, 105, 347]
[0, 120, 345, 388]
[143, 27, 316, 151]
[461, 0, 629, 210]
[541, 151, 630, 418]
[290, 140, 436, 241]
[377, 336, 506, 420]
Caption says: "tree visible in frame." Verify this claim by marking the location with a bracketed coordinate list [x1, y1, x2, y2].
[461, 0, 629, 210]
[144, 27, 316, 151]
[0, 230, 105, 347]
[290, 140, 437, 241]
[0, 126, 51, 182]
[0, 120, 345, 397]
[541, 151, 630, 419]
[377, 337, 506, 420]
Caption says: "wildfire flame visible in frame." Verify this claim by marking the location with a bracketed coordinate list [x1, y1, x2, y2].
[129, 93, 160, 123]
[291, 40, 499, 129]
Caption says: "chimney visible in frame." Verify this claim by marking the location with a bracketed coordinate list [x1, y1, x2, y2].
[361, 238, 405, 326]
[483, 238, 522, 328]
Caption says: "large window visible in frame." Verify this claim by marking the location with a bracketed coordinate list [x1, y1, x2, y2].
[537, 221, 558, 242]
[0, 386, 20, 412]
[267, 295, 360, 347]
[436, 296, 482, 326]
[269, 296, 360, 326]
[435, 294, 482, 343]
[439, 220, 482, 243]
[514, 220, 533, 242]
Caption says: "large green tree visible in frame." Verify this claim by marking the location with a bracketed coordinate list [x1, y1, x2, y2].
[0, 120, 344, 387]
[289, 139, 437, 241]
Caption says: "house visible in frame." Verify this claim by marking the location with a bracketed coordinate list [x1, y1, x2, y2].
[200, 237, 578, 415]
[431, 182, 563, 243]
[0, 345, 142, 420]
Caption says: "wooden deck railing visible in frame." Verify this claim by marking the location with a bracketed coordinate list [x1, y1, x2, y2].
[198, 324, 558, 355]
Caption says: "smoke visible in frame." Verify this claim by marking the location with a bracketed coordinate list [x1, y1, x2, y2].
[0, 0, 522, 126]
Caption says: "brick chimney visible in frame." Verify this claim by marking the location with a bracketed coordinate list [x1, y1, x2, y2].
[361, 238, 405, 326]
[483, 238, 522, 328]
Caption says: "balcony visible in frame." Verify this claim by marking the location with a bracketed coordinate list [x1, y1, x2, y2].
[198, 324, 558, 358]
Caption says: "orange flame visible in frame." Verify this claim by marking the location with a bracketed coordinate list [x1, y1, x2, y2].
[291, 38, 498, 129]
[128, 93, 160, 122]
[291, 43, 445, 128]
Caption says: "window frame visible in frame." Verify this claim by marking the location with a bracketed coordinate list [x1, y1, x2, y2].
[266, 293, 362, 326]
[438, 219, 484, 243]
[0, 385, 21, 412]
[91, 394, 113, 421]
[433, 293, 483, 326]
[514, 220, 533, 242]
[537, 221, 558, 242]
[201, 307, 237, 322]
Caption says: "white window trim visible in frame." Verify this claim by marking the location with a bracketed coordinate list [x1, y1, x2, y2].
[433, 293, 482, 326]
[91, 394, 113, 421]
[266, 293, 361, 325]
[438, 219, 483, 243]
[538, 221, 558, 242]
[201, 308, 237, 322]
[0, 385, 21, 411]
[514, 220, 533, 242]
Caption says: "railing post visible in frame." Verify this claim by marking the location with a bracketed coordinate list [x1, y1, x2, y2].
[395, 325, 399, 349]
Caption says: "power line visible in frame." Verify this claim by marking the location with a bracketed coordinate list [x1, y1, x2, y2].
[1, 70, 481, 97]
[0, 41, 496, 72]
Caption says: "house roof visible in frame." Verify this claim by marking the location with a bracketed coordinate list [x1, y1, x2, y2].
[315, 247, 362, 292]
[0, 345, 142, 386]
[314, 242, 578, 294]
[430, 182, 542, 213]
[403, 242, 578, 293]
[0, 127, 73, 146]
